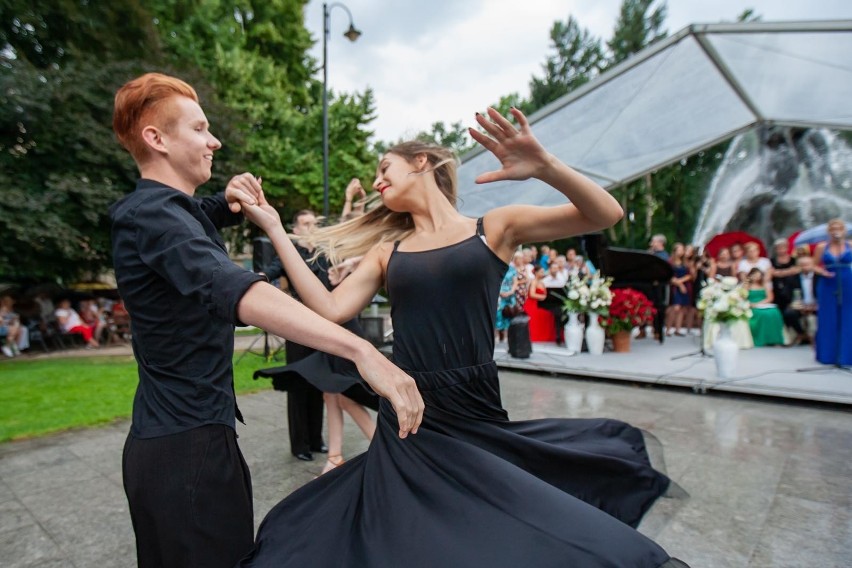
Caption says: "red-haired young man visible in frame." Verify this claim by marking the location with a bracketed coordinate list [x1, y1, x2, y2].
[110, 73, 423, 568]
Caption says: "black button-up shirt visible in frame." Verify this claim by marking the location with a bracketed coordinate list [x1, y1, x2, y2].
[110, 179, 264, 439]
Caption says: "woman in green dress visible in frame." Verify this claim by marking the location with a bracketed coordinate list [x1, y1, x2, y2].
[746, 268, 786, 346]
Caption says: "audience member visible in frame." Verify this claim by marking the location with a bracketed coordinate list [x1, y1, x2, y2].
[746, 268, 786, 347]
[523, 266, 556, 342]
[737, 242, 772, 282]
[714, 247, 735, 277]
[783, 255, 818, 344]
[511, 251, 530, 309]
[730, 242, 745, 266]
[770, 239, 798, 312]
[538, 245, 551, 269]
[495, 267, 518, 343]
[649, 234, 669, 260]
[79, 298, 109, 344]
[666, 242, 692, 336]
[690, 248, 716, 334]
[542, 262, 568, 345]
[54, 298, 99, 348]
[1, 295, 26, 357]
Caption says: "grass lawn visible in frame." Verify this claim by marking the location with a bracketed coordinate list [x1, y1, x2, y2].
[0, 353, 276, 443]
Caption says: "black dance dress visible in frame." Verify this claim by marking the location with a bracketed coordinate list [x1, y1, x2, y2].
[239, 220, 687, 568]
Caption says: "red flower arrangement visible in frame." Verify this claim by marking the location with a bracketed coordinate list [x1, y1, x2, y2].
[601, 288, 656, 334]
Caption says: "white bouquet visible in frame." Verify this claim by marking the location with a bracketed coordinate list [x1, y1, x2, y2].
[562, 274, 612, 314]
[697, 276, 752, 323]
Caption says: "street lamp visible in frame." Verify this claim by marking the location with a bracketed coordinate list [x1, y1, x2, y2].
[322, 2, 362, 219]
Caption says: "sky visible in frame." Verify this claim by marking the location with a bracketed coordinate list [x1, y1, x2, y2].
[302, 0, 852, 143]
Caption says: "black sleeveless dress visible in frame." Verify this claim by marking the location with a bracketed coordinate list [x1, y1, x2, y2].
[238, 221, 687, 568]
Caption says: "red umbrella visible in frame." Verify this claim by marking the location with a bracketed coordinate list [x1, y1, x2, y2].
[704, 231, 767, 259]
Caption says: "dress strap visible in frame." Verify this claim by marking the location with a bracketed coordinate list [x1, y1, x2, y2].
[476, 217, 485, 238]
[393, 240, 401, 252]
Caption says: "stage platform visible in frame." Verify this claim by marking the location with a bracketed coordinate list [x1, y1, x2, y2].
[495, 333, 852, 405]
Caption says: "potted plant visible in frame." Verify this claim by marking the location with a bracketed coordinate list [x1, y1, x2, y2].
[601, 288, 656, 352]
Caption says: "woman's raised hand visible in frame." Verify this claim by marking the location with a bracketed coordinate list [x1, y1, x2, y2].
[469, 107, 552, 185]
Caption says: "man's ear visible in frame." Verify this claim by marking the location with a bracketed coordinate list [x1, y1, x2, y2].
[141, 126, 168, 156]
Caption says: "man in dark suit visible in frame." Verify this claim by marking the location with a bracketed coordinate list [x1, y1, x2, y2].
[263, 210, 328, 461]
[783, 255, 819, 344]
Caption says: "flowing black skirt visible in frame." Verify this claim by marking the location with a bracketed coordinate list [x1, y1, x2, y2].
[239, 362, 687, 568]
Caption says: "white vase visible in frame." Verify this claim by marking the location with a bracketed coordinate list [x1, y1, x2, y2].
[713, 323, 739, 379]
[585, 312, 605, 355]
[564, 312, 583, 353]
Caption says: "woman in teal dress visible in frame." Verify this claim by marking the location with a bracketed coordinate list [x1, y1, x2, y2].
[746, 268, 786, 346]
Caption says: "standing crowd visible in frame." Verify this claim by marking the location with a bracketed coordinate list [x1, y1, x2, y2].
[649, 223, 850, 366]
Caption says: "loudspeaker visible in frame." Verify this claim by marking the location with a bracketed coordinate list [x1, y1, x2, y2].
[252, 237, 276, 274]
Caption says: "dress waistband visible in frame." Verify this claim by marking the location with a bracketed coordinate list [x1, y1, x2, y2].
[402, 361, 498, 391]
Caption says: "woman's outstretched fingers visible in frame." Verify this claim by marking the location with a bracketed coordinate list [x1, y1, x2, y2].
[486, 107, 518, 136]
[475, 111, 508, 141]
[509, 107, 530, 132]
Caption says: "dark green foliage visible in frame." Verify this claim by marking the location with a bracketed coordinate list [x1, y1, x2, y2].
[605, 0, 667, 68]
[1, 0, 379, 283]
[527, 16, 605, 112]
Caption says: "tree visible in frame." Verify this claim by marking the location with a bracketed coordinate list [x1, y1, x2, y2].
[605, 0, 667, 68]
[149, 0, 378, 225]
[527, 16, 605, 113]
[0, 59, 143, 281]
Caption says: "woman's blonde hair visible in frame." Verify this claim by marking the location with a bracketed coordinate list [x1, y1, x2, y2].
[302, 141, 459, 266]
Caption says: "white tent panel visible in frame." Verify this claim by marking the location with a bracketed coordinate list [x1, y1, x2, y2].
[707, 31, 852, 126]
[457, 21, 852, 218]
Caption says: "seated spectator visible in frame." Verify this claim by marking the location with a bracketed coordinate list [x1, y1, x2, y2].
[745, 268, 786, 347]
[0, 294, 27, 357]
[737, 241, 772, 282]
[79, 298, 109, 344]
[523, 266, 556, 342]
[783, 255, 819, 344]
[54, 298, 99, 348]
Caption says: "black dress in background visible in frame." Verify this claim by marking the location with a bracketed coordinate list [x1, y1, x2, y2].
[239, 221, 687, 568]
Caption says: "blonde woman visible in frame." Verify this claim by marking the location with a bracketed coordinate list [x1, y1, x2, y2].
[238, 108, 686, 567]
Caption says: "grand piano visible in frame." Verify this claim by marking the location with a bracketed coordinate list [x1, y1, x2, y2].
[599, 246, 673, 343]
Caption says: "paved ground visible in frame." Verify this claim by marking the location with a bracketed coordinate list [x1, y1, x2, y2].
[1, 364, 850, 567]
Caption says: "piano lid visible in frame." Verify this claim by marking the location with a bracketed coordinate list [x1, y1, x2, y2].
[601, 247, 673, 283]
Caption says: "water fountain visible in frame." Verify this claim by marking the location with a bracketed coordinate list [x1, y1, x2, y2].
[692, 127, 852, 248]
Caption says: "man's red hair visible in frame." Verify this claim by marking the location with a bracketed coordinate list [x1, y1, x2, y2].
[113, 73, 199, 163]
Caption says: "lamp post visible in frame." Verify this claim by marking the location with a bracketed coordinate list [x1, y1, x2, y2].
[322, 2, 362, 219]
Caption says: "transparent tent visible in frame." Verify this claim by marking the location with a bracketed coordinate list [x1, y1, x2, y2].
[456, 20, 852, 225]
